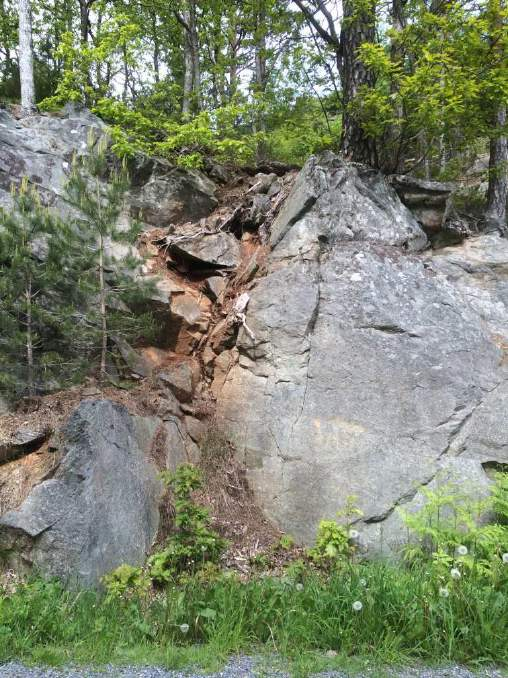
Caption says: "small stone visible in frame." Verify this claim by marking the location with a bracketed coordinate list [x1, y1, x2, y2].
[157, 362, 197, 402]
[206, 275, 227, 302]
[250, 194, 271, 226]
[184, 416, 208, 443]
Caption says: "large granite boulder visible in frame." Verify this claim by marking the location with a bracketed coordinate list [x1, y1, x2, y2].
[0, 400, 163, 587]
[215, 154, 508, 555]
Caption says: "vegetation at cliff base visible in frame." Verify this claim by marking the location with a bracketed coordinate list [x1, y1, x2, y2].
[1, 473, 507, 675]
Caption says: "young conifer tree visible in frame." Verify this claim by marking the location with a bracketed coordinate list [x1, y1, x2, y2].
[0, 179, 90, 401]
[65, 134, 155, 382]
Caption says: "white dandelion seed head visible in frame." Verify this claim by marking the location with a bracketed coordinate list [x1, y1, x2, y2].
[359, 578, 367, 587]
[348, 529, 360, 540]
[450, 568, 461, 580]
[352, 600, 363, 612]
[502, 553, 508, 564]
[179, 623, 190, 634]
[456, 545, 468, 557]
[295, 582, 304, 591]
[439, 587, 450, 598]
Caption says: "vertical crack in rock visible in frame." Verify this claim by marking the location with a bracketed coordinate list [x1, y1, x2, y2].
[289, 250, 323, 444]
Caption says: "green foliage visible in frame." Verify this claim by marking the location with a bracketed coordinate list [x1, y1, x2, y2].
[493, 471, 508, 524]
[0, 179, 91, 400]
[277, 534, 295, 551]
[308, 496, 363, 566]
[39, 15, 141, 111]
[64, 133, 156, 380]
[400, 473, 508, 579]
[102, 565, 150, 600]
[148, 465, 227, 584]
[308, 520, 351, 564]
[2, 558, 508, 672]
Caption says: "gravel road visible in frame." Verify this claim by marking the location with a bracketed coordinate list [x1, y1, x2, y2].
[0, 659, 505, 678]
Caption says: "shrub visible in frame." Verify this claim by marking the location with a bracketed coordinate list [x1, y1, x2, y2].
[308, 495, 363, 567]
[102, 564, 150, 600]
[400, 472, 508, 577]
[148, 465, 227, 584]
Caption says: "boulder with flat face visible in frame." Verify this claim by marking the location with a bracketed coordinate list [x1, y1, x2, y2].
[0, 400, 163, 588]
[214, 154, 508, 555]
[169, 231, 241, 269]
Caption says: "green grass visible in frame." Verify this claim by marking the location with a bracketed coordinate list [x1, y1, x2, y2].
[0, 561, 507, 676]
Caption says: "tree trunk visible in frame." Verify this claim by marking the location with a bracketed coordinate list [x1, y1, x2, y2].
[382, 0, 406, 172]
[79, 0, 89, 44]
[98, 233, 108, 381]
[181, 0, 200, 117]
[190, 5, 201, 112]
[151, 11, 160, 83]
[25, 277, 34, 398]
[122, 45, 129, 102]
[18, 0, 35, 113]
[485, 105, 508, 235]
[339, 0, 378, 166]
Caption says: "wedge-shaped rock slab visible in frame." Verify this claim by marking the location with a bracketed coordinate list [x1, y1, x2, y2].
[0, 400, 162, 588]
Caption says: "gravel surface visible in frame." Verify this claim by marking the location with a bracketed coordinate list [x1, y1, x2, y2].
[0, 660, 505, 678]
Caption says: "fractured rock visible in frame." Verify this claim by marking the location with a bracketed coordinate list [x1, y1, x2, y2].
[0, 400, 162, 587]
[0, 426, 51, 465]
[391, 174, 454, 234]
[206, 275, 227, 301]
[214, 153, 507, 555]
[169, 231, 241, 268]
[157, 360, 199, 403]
[129, 163, 217, 227]
[270, 153, 427, 252]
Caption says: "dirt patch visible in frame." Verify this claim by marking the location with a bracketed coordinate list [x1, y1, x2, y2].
[0, 443, 60, 515]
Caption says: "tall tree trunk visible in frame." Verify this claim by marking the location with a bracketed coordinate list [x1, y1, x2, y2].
[190, 5, 200, 111]
[181, 0, 200, 117]
[18, 0, 35, 113]
[79, 0, 89, 43]
[383, 0, 406, 172]
[98, 232, 108, 381]
[182, 13, 193, 117]
[339, 0, 377, 166]
[122, 45, 129, 102]
[151, 11, 160, 83]
[485, 105, 508, 234]
[25, 277, 34, 399]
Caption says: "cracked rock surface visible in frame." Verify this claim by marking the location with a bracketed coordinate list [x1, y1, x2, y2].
[0, 400, 163, 588]
[215, 154, 508, 554]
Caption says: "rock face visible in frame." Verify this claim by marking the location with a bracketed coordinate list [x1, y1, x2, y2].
[0, 106, 217, 227]
[0, 400, 162, 587]
[215, 154, 508, 554]
[390, 174, 454, 234]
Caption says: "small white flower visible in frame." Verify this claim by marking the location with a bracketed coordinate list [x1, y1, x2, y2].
[450, 568, 461, 580]
[352, 600, 363, 612]
[295, 582, 304, 592]
[349, 529, 360, 540]
[439, 587, 450, 598]
[359, 578, 367, 587]
[502, 553, 508, 564]
[179, 623, 190, 634]
[456, 545, 468, 557]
